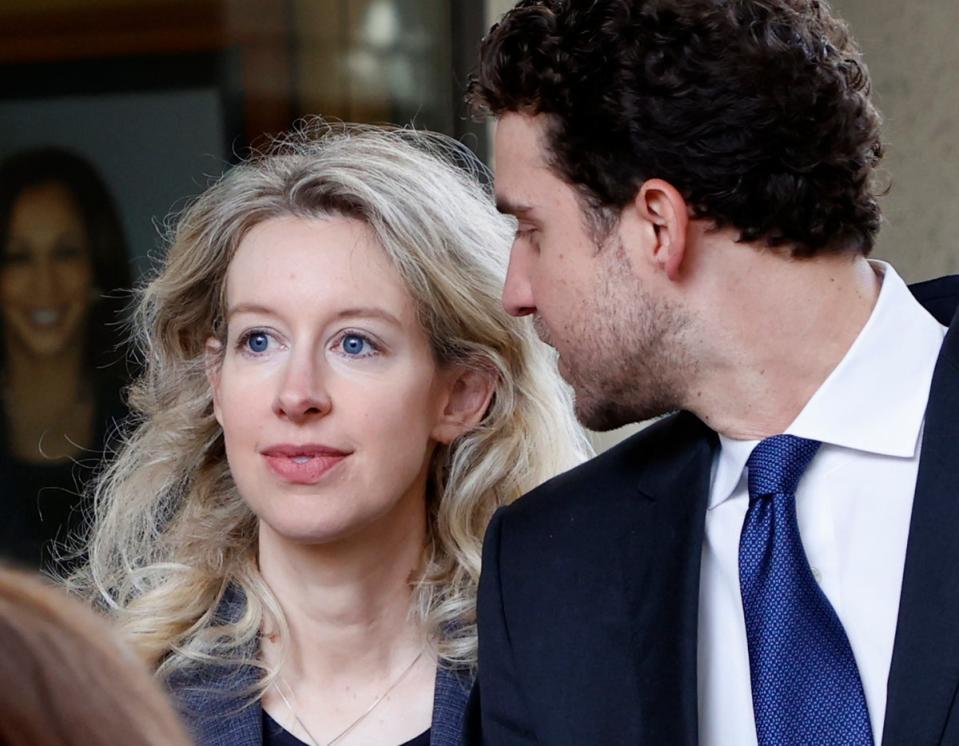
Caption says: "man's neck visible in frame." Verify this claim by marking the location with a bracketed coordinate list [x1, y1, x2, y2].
[687, 253, 881, 440]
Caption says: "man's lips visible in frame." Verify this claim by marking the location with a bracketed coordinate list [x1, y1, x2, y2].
[532, 316, 554, 347]
[261, 444, 350, 484]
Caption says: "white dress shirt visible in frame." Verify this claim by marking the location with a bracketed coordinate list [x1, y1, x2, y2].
[697, 262, 948, 746]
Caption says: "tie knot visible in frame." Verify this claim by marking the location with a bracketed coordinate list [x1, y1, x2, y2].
[747, 434, 821, 499]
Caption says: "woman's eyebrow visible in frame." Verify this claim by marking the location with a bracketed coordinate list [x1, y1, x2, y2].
[225, 302, 275, 321]
[332, 307, 402, 327]
[226, 303, 402, 328]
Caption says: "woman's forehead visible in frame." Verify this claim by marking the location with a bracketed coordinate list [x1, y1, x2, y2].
[224, 215, 418, 327]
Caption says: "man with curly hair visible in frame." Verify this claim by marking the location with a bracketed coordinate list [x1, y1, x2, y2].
[465, 1, 959, 744]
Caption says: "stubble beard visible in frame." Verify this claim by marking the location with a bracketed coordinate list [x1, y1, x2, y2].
[571, 360, 685, 431]
[548, 242, 695, 432]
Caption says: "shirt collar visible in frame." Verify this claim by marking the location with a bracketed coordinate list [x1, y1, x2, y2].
[708, 261, 946, 510]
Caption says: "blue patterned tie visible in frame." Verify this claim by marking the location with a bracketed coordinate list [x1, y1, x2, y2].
[739, 435, 873, 746]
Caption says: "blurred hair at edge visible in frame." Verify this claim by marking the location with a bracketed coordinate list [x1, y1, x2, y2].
[0, 565, 191, 746]
[66, 119, 591, 684]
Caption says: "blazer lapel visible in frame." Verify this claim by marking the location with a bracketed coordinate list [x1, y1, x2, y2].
[174, 662, 263, 746]
[883, 305, 959, 745]
[625, 412, 716, 746]
[430, 666, 471, 746]
[180, 661, 465, 746]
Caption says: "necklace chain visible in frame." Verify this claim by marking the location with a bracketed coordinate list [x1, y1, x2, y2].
[273, 648, 425, 746]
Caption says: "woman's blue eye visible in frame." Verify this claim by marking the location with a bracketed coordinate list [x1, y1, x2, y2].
[341, 334, 369, 356]
[246, 332, 269, 353]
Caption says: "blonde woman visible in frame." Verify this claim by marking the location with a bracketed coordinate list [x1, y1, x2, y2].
[70, 123, 591, 746]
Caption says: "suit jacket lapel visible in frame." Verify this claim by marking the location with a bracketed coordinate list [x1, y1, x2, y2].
[883, 305, 959, 745]
[626, 412, 716, 746]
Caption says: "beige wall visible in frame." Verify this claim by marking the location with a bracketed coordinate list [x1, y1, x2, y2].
[833, 0, 959, 282]
[486, 0, 513, 24]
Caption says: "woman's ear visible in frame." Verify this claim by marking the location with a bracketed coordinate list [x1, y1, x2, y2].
[204, 338, 224, 427]
[431, 366, 498, 444]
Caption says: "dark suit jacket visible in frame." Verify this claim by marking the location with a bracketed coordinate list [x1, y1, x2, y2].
[466, 275, 959, 745]
[170, 591, 471, 746]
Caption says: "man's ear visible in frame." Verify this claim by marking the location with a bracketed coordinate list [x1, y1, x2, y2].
[632, 179, 690, 281]
[204, 338, 224, 427]
[431, 366, 498, 445]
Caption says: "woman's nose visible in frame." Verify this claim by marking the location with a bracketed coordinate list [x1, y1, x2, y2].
[271, 352, 332, 422]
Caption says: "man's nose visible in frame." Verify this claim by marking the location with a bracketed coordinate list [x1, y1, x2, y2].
[502, 244, 536, 317]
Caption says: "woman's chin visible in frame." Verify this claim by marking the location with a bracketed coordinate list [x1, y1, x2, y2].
[258, 512, 364, 549]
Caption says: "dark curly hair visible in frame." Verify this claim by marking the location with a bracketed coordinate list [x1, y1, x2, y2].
[468, 0, 885, 256]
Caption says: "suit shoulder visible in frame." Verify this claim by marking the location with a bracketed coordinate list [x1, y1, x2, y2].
[496, 411, 710, 530]
[911, 274, 959, 326]
[911, 274, 959, 302]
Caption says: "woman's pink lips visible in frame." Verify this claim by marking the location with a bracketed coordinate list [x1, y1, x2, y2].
[261, 445, 350, 485]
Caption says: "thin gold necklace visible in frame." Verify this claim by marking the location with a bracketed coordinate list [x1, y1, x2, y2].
[273, 648, 425, 746]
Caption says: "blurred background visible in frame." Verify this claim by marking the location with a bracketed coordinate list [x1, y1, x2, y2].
[0, 0, 956, 565]
[2, 0, 953, 278]
[0, 0, 491, 277]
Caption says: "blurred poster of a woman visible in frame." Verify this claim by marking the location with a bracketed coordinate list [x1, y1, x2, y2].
[0, 147, 132, 571]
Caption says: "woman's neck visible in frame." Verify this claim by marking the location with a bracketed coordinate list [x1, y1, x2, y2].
[257, 501, 429, 685]
[255, 484, 439, 744]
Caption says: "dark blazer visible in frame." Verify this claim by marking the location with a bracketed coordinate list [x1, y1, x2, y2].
[466, 276, 959, 746]
[170, 593, 471, 746]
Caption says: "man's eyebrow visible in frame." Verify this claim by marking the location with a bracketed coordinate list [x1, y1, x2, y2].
[495, 195, 533, 217]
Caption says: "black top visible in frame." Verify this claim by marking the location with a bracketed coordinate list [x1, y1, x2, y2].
[0, 457, 90, 569]
[0, 380, 126, 572]
[263, 711, 430, 746]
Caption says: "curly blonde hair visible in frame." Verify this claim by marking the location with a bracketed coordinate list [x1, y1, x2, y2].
[68, 122, 590, 688]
